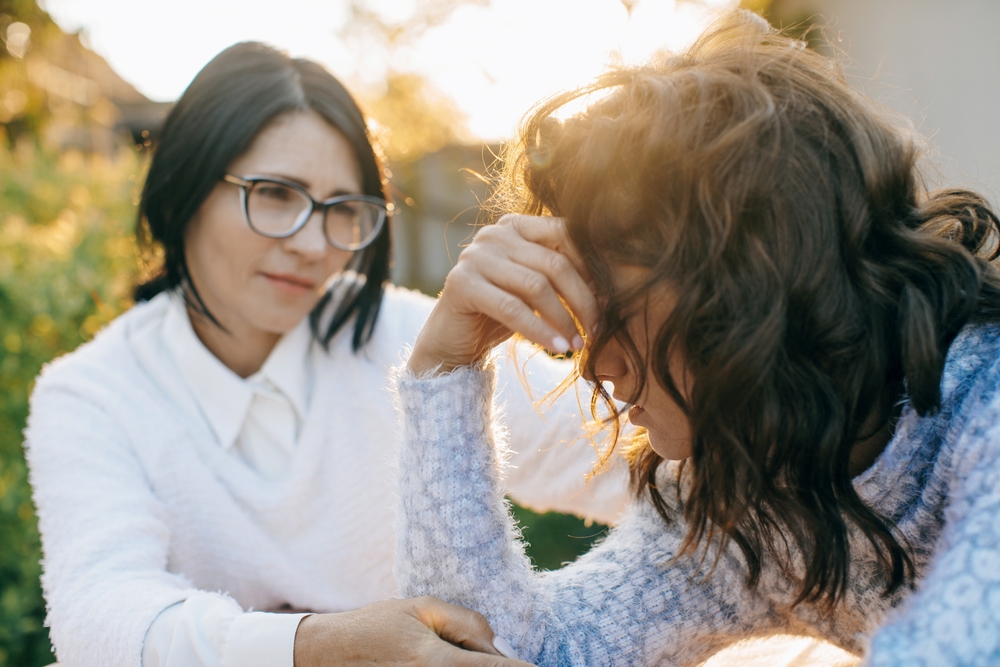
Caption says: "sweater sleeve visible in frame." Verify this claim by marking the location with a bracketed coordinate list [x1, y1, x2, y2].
[142, 597, 307, 667]
[494, 342, 630, 525]
[25, 375, 208, 667]
[394, 363, 780, 666]
[865, 407, 1000, 666]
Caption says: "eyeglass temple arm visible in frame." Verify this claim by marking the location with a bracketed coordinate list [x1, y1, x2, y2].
[223, 174, 250, 187]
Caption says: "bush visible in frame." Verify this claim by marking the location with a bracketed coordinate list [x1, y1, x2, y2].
[0, 138, 141, 666]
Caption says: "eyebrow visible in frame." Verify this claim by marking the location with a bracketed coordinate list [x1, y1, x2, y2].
[257, 172, 362, 198]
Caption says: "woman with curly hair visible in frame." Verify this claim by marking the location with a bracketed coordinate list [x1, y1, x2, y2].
[395, 12, 1000, 666]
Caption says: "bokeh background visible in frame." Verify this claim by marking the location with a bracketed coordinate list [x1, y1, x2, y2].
[1, 0, 998, 664]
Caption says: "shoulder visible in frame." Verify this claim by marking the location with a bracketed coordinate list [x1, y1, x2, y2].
[932, 323, 1000, 482]
[31, 294, 170, 408]
[940, 323, 1000, 434]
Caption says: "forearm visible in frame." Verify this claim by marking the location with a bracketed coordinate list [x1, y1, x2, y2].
[395, 361, 546, 657]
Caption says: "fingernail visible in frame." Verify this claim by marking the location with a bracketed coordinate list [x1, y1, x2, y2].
[572, 334, 584, 350]
[493, 636, 519, 660]
[552, 336, 570, 353]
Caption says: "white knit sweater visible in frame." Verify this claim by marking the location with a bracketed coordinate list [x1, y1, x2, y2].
[25, 286, 628, 667]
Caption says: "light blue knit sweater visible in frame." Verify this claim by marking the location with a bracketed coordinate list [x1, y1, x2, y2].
[394, 325, 1000, 666]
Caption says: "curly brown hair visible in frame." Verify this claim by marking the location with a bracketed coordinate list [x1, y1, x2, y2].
[496, 11, 1000, 607]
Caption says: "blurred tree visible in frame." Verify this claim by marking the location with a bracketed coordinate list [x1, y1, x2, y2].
[0, 0, 54, 143]
[0, 141, 141, 666]
[1, 3, 143, 664]
[338, 0, 480, 162]
[362, 71, 471, 163]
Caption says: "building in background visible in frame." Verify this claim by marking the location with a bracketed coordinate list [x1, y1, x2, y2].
[0, 5, 169, 153]
[389, 143, 500, 293]
[754, 0, 1000, 201]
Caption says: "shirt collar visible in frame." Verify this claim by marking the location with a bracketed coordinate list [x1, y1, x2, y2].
[162, 292, 313, 450]
[251, 314, 312, 422]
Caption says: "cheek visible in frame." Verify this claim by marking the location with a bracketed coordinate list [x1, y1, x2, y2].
[185, 194, 273, 297]
[645, 383, 693, 460]
[323, 247, 354, 278]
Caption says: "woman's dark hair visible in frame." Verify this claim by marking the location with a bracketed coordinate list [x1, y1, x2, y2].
[135, 41, 390, 351]
[498, 12, 1000, 607]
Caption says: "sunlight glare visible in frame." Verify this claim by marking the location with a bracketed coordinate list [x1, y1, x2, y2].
[42, 0, 739, 141]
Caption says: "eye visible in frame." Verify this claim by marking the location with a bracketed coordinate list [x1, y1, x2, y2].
[254, 183, 296, 202]
[328, 201, 361, 216]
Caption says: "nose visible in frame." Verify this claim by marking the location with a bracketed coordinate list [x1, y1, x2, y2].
[587, 336, 629, 386]
[283, 208, 328, 261]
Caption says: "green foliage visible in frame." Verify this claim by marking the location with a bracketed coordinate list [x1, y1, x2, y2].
[511, 502, 608, 571]
[0, 140, 141, 666]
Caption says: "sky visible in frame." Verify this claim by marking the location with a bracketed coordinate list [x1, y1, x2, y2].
[41, 0, 736, 141]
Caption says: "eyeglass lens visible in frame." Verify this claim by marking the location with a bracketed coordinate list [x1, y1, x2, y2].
[246, 180, 383, 250]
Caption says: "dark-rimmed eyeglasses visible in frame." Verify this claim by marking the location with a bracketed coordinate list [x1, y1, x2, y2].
[223, 174, 390, 251]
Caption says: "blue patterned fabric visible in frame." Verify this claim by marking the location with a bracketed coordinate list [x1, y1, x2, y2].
[394, 325, 1000, 666]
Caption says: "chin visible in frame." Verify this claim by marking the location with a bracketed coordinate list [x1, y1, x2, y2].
[251, 304, 315, 335]
[648, 434, 693, 461]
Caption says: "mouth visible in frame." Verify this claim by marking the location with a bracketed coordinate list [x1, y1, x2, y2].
[261, 272, 316, 294]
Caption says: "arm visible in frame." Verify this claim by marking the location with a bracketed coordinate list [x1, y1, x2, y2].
[395, 362, 778, 666]
[865, 422, 1000, 666]
[26, 381, 202, 667]
[142, 598, 306, 667]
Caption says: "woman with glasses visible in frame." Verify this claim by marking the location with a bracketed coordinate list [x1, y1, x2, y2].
[23, 42, 622, 667]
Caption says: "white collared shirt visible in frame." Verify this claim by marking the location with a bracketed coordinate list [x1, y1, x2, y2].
[26, 287, 629, 667]
[145, 295, 318, 667]
[161, 298, 312, 478]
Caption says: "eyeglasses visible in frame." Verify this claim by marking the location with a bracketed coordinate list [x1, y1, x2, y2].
[223, 174, 390, 251]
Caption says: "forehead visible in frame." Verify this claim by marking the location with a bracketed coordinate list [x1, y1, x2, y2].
[228, 109, 363, 193]
[607, 264, 652, 293]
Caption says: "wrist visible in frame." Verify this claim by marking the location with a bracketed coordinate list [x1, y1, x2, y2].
[407, 337, 488, 377]
[293, 614, 327, 667]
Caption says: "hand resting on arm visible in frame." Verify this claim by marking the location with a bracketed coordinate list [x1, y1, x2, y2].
[293, 597, 530, 667]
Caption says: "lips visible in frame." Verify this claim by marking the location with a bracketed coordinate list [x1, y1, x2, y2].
[261, 272, 316, 294]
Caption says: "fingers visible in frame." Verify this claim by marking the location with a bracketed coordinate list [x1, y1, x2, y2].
[463, 216, 598, 351]
[437, 642, 536, 667]
[476, 240, 598, 339]
[498, 214, 592, 286]
[451, 271, 575, 355]
[413, 597, 535, 667]
[413, 596, 500, 655]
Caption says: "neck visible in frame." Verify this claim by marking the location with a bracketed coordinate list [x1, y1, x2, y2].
[187, 307, 281, 378]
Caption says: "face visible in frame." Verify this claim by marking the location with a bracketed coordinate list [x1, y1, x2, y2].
[184, 109, 361, 340]
[591, 265, 693, 460]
